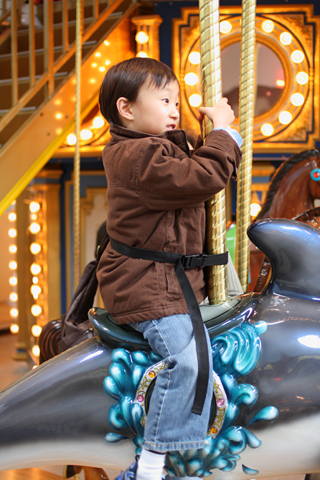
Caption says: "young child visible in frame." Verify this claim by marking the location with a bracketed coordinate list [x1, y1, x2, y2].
[97, 57, 242, 480]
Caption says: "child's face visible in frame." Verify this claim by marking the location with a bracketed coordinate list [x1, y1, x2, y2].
[129, 80, 180, 135]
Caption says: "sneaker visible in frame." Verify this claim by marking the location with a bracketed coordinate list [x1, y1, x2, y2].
[115, 462, 173, 480]
[115, 462, 137, 480]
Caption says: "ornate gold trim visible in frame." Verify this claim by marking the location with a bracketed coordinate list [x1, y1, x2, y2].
[173, 5, 320, 153]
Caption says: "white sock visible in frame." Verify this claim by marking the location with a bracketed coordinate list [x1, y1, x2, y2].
[136, 448, 166, 480]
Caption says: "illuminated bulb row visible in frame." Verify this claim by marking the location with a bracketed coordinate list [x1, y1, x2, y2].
[135, 29, 150, 58]
[93, 50, 111, 72]
[186, 58, 308, 133]
[261, 21, 306, 68]
[66, 116, 105, 146]
[8, 203, 19, 333]
[28, 201, 43, 338]
[63, 40, 110, 146]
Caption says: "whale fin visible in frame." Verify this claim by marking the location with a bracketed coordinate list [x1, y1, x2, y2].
[247, 218, 320, 300]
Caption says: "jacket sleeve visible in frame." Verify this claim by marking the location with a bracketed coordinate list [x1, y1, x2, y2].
[137, 129, 242, 210]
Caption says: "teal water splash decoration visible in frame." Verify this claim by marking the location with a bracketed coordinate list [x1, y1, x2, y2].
[103, 320, 279, 477]
[103, 349, 162, 446]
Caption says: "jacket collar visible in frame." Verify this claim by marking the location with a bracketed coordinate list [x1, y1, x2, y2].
[109, 124, 191, 157]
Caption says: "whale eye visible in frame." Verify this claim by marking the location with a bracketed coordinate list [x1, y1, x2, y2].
[311, 168, 320, 181]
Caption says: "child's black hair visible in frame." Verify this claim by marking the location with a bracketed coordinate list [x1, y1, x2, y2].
[99, 57, 178, 125]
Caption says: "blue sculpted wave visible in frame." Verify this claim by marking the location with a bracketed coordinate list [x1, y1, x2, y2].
[103, 320, 279, 477]
[103, 349, 162, 443]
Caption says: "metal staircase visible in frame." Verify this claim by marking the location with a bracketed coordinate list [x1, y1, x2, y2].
[0, 0, 137, 216]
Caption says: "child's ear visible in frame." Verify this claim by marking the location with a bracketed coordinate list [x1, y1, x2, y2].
[116, 97, 134, 122]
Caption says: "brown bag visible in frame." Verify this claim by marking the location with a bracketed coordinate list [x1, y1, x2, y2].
[58, 232, 109, 353]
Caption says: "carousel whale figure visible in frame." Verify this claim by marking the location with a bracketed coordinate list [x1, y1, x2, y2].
[1, 218, 320, 478]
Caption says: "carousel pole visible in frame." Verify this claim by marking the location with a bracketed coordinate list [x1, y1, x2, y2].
[73, 0, 83, 291]
[235, 0, 256, 292]
[200, 0, 227, 304]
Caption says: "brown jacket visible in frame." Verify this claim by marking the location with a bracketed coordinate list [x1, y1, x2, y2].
[97, 125, 241, 325]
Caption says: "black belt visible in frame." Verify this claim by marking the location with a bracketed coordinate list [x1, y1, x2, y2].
[110, 238, 228, 415]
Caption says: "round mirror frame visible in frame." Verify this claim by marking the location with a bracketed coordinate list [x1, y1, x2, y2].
[173, 6, 319, 152]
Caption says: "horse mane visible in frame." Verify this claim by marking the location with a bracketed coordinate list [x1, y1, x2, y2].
[254, 149, 320, 221]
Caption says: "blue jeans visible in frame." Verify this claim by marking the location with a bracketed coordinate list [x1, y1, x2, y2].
[131, 314, 213, 453]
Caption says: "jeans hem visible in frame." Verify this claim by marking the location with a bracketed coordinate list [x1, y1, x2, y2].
[143, 439, 206, 452]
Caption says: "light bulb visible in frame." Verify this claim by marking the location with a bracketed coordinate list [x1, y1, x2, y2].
[30, 242, 41, 255]
[262, 20, 274, 33]
[10, 324, 19, 334]
[9, 292, 18, 302]
[189, 94, 202, 107]
[220, 21, 232, 34]
[32, 345, 40, 357]
[184, 73, 199, 86]
[296, 72, 308, 85]
[261, 123, 274, 136]
[31, 285, 41, 298]
[9, 261, 17, 270]
[31, 325, 42, 337]
[29, 201, 40, 213]
[8, 228, 17, 238]
[136, 51, 148, 58]
[92, 116, 105, 129]
[250, 203, 262, 217]
[9, 276, 17, 286]
[280, 32, 292, 45]
[135, 31, 149, 44]
[291, 50, 304, 64]
[291, 93, 304, 106]
[9, 244, 17, 253]
[29, 222, 41, 234]
[10, 308, 18, 318]
[31, 304, 42, 316]
[80, 129, 93, 141]
[67, 134, 77, 146]
[188, 51, 201, 65]
[279, 111, 292, 125]
[30, 263, 41, 275]
[8, 212, 16, 222]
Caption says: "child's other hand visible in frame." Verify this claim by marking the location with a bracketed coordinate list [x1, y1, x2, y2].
[199, 98, 235, 129]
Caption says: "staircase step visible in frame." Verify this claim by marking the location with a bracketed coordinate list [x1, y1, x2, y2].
[0, 71, 68, 85]
[0, 0, 136, 217]
[0, 72, 68, 110]
[0, 41, 95, 83]
[0, 9, 122, 55]
[0, 106, 36, 116]
[0, 11, 121, 82]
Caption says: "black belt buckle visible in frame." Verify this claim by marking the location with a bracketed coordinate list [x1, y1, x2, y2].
[181, 254, 205, 269]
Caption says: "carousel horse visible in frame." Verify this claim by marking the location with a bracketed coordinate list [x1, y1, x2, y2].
[247, 148, 320, 290]
[1, 217, 320, 479]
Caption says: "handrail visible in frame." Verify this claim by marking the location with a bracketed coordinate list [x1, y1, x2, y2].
[0, 0, 128, 134]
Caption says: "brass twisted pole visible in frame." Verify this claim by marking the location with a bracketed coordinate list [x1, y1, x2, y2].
[73, 0, 83, 291]
[200, 0, 228, 304]
[235, 0, 256, 291]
